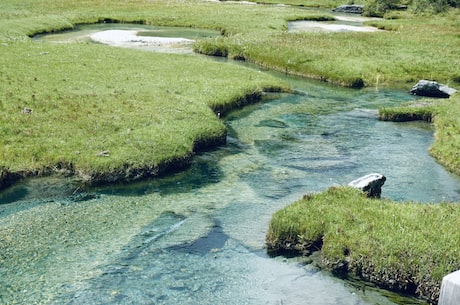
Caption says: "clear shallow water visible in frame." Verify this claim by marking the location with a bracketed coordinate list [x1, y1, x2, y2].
[1, 76, 459, 305]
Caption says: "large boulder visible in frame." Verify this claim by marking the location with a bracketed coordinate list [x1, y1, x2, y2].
[348, 173, 386, 198]
[410, 80, 457, 98]
[332, 5, 364, 14]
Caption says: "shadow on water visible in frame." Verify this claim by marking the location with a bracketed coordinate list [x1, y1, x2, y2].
[121, 211, 187, 258]
[0, 152, 224, 207]
[0, 176, 91, 217]
[60, 212, 233, 305]
[94, 153, 224, 197]
[0, 185, 29, 204]
[167, 219, 229, 255]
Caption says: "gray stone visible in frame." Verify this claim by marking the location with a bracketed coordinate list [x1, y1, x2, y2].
[332, 5, 364, 14]
[439, 270, 460, 305]
[410, 80, 457, 98]
[348, 173, 386, 198]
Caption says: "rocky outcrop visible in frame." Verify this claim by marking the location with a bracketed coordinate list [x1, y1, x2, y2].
[348, 173, 386, 198]
[410, 80, 457, 98]
[332, 5, 364, 14]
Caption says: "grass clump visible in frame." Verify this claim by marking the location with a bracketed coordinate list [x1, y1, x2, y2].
[193, 5, 460, 88]
[266, 186, 460, 304]
[379, 102, 438, 122]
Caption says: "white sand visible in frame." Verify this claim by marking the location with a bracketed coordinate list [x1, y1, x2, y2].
[288, 21, 381, 33]
[90, 30, 194, 51]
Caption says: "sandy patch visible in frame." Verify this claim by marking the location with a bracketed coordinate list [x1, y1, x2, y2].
[90, 30, 195, 52]
[288, 21, 381, 33]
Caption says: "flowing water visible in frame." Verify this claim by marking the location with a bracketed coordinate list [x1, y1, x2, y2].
[2, 25, 460, 305]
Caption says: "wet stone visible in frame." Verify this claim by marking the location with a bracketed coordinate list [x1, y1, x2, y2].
[332, 5, 364, 14]
[410, 80, 457, 98]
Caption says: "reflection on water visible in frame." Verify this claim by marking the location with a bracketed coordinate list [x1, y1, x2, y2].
[1, 76, 459, 305]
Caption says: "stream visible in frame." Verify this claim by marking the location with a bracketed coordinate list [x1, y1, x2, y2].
[1, 24, 460, 305]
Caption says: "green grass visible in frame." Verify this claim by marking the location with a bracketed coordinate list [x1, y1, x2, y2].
[267, 93, 460, 303]
[0, 0, 334, 186]
[429, 95, 460, 175]
[2, 0, 458, 87]
[194, 9, 460, 87]
[266, 187, 460, 304]
[0, 39, 287, 186]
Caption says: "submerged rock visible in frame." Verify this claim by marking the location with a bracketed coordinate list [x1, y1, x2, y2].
[348, 173, 386, 198]
[410, 80, 457, 98]
[332, 5, 364, 14]
[256, 119, 288, 128]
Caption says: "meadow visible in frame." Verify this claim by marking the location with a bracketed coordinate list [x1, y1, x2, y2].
[1, 0, 299, 187]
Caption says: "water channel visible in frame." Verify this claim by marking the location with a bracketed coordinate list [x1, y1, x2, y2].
[1, 24, 460, 305]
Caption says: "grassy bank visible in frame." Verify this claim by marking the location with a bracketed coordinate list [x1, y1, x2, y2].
[0, 41, 287, 187]
[266, 187, 460, 304]
[1, 0, 459, 87]
[267, 93, 460, 304]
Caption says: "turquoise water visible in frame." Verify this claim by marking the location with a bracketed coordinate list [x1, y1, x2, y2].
[1, 76, 458, 305]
